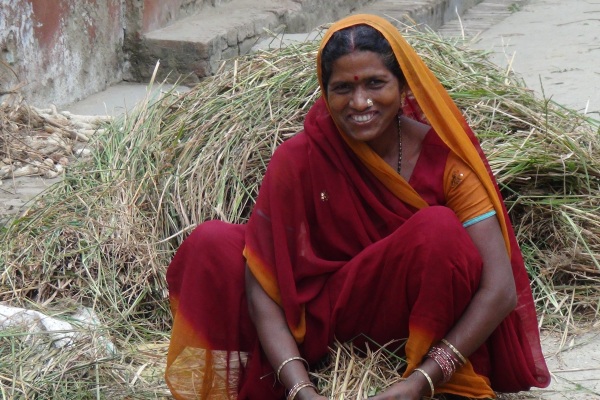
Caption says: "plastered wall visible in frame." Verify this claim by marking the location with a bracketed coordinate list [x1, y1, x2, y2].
[0, 0, 125, 108]
[0, 0, 232, 107]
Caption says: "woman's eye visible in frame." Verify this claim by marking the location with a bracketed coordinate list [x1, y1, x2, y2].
[368, 79, 385, 88]
[331, 84, 351, 94]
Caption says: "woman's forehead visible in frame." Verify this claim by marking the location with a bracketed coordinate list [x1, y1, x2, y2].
[329, 51, 390, 80]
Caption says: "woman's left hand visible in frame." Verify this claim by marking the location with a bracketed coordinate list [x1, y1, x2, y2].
[366, 377, 424, 400]
[367, 383, 419, 400]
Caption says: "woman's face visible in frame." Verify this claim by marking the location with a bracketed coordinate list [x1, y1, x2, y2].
[326, 50, 403, 150]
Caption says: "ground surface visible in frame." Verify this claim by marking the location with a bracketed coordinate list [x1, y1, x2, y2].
[1, 0, 599, 398]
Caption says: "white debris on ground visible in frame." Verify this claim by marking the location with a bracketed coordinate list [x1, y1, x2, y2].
[0, 101, 111, 184]
[0, 303, 117, 355]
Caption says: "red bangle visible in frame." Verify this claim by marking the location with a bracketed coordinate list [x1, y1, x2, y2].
[427, 346, 459, 383]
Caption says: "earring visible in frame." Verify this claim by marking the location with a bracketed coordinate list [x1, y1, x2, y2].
[366, 98, 373, 107]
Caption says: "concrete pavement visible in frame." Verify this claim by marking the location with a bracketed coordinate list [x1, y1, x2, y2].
[446, 0, 600, 118]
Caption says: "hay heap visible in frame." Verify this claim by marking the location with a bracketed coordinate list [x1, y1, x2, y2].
[0, 25, 599, 398]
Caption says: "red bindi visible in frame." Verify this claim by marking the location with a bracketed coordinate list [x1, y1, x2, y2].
[354, 75, 359, 81]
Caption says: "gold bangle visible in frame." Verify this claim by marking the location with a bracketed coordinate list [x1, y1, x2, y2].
[441, 338, 467, 365]
[413, 368, 434, 397]
[286, 381, 316, 400]
[276, 356, 309, 383]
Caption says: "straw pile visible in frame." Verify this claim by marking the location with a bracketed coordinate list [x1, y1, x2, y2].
[311, 339, 408, 398]
[0, 25, 599, 398]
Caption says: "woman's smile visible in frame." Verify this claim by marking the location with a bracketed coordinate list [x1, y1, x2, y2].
[350, 111, 376, 123]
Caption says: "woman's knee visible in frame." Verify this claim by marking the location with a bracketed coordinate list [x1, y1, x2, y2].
[405, 206, 481, 274]
[409, 206, 467, 244]
[168, 221, 246, 286]
[186, 220, 245, 252]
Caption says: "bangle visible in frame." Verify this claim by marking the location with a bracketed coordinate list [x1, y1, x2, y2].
[413, 368, 434, 397]
[276, 356, 309, 383]
[427, 346, 459, 383]
[441, 338, 467, 365]
[286, 381, 317, 400]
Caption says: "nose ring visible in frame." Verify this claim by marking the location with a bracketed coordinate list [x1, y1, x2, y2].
[366, 98, 373, 107]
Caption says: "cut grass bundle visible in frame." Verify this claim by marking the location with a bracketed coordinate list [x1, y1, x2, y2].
[311, 339, 407, 399]
[0, 24, 599, 398]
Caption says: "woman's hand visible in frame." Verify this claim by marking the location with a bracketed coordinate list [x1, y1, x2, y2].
[366, 382, 421, 400]
[301, 393, 328, 400]
[366, 369, 431, 400]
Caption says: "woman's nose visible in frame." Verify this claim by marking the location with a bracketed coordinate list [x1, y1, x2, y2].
[351, 89, 371, 109]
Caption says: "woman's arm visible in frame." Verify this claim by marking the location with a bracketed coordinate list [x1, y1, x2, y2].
[245, 266, 327, 400]
[371, 215, 517, 399]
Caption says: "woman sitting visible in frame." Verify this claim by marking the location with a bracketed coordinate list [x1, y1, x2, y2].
[165, 14, 550, 400]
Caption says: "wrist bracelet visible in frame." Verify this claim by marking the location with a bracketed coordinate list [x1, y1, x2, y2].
[276, 356, 309, 383]
[286, 381, 317, 400]
[427, 345, 459, 383]
[441, 338, 467, 365]
[413, 368, 434, 398]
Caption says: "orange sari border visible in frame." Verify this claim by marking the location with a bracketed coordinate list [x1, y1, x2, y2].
[167, 309, 212, 365]
[243, 246, 282, 305]
[404, 325, 495, 398]
[243, 246, 307, 343]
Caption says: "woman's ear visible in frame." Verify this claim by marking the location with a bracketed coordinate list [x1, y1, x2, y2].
[399, 86, 407, 106]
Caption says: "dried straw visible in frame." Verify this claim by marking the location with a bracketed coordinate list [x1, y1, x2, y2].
[311, 339, 408, 399]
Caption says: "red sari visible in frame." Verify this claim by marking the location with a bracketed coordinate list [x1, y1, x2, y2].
[166, 14, 550, 399]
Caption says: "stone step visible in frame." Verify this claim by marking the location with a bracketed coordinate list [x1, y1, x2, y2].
[133, 0, 488, 85]
[437, 0, 531, 38]
[133, 0, 375, 84]
[354, 0, 485, 30]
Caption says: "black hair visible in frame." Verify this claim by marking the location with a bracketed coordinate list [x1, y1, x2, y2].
[320, 24, 406, 92]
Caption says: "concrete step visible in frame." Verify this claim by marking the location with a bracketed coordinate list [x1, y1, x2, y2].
[132, 0, 375, 85]
[353, 0, 485, 30]
[437, 0, 531, 38]
[133, 0, 489, 86]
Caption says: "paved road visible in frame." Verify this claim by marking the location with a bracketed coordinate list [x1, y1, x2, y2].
[442, 0, 600, 118]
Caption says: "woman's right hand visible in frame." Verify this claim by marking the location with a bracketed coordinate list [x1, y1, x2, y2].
[301, 393, 328, 400]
